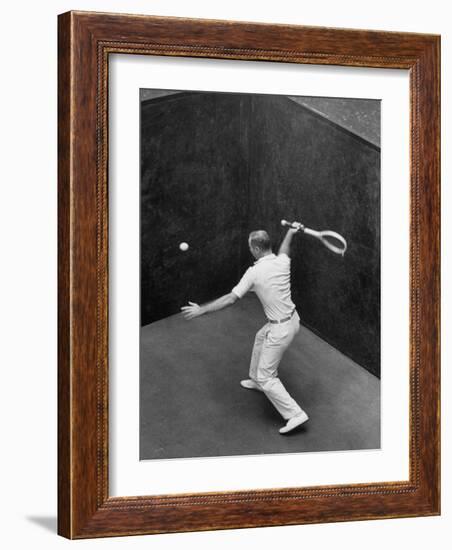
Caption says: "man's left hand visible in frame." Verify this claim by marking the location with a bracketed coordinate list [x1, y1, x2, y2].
[181, 301, 203, 320]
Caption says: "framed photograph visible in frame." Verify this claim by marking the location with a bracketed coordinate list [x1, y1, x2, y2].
[58, 11, 440, 539]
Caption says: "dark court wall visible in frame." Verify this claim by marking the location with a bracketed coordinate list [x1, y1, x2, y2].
[247, 96, 380, 376]
[141, 92, 380, 376]
[140, 93, 251, 327]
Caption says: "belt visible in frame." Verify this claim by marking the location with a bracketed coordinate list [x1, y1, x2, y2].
[268, 309, 296, 324]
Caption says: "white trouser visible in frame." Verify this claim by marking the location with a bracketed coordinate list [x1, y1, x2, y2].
[249, 311, 303, 420]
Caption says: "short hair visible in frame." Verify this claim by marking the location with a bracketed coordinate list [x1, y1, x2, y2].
[249, 230, 272, 251]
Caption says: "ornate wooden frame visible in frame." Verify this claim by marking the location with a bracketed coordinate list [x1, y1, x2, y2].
[58, 11, 440, 539]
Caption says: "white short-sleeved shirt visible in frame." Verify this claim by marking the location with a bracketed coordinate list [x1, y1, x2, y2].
[232, 253, 296, 321]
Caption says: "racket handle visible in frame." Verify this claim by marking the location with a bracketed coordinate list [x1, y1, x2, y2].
[281, 219, 304, 231]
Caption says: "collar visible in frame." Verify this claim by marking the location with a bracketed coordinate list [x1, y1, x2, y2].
[254, 253, 276, 265]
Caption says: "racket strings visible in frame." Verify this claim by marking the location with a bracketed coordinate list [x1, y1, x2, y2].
[318, 231, 347, 255]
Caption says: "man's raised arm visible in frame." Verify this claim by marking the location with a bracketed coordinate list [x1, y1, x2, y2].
[278, 224, 303, 257]
[181, 292, 238, 320]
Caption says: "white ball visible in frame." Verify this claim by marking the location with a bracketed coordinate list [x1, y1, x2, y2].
[179, 242, 189, 252]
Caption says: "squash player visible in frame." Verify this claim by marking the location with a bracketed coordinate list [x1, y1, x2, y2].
[181, 225, 309, 434]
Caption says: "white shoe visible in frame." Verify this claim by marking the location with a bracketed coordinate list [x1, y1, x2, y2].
[279, 411, 309, 434]
[240, 379, 263, 391]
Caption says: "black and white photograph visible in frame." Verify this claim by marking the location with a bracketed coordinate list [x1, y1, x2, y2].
[1, 0, 445, 546]
[139, 89, 381, 460]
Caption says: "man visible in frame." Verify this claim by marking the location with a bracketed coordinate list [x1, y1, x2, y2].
[181, 225, 309, 434]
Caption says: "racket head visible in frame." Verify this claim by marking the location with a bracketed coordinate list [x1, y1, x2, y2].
[318, 231, 347, 256]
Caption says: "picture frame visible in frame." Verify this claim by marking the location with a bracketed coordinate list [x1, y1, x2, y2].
[57, 10, 440, 539]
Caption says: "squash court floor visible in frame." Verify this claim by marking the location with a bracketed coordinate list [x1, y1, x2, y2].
[140, 294, 380, 460]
